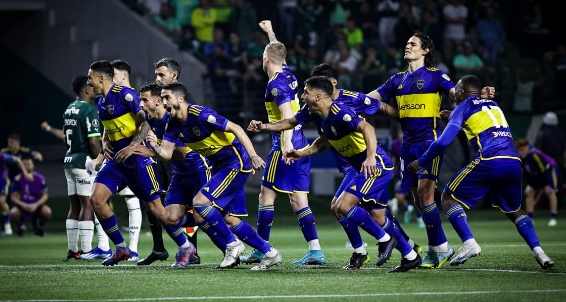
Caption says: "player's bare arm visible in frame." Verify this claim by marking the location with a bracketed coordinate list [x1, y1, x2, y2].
[226, 120, 266, 172]
[257, 117, 299, 132]
[358, 121, 377, 179]
[102, 130, 113, 161]
[115, 111, 150, 163]
[379, 102, 400, 120]
[279, 102, 295, 152]
[285, 135, 332, 162]
[259, 20, 277, 43]
[13, 157, 33, 181]
[41, 122, 65, 141]
[88, 136, 101, 160]
[145, 130, 175, 162]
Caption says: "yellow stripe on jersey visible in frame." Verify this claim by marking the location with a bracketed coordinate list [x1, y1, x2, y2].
[360, 169, 382, 194]
[330, 104, 340, 115]
[189, 106, 202, 116]
[397, 93, 441, 118]
[211, 169, 238, 198]
[111, 85, 123, 93]
[532, 153, 545, 172]
[102, 112, 137, 141]
[268, 73, 279, 83]
[328, 132, 366, 158]
[551, 168, 558, 188]
[184, 130, 235, 157]
[146, 165, 161, 195]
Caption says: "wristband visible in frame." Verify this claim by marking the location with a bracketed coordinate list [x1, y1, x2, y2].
[45, 126, 51, 132]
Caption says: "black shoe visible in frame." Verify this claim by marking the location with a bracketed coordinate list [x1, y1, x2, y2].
[189, 253, 201, 265]
[343, 252, 370, 270]
[137, 250, 169, 266]
[16, 228, 24, 237]
[389, 254, 422, 273]
[376, 237, 397, 266]
[34, 227, 45, 237]
[67, 249, 81, 260]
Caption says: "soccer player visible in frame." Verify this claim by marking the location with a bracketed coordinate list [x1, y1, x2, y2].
[240, 19, 325, 266]
[133, 82, 227, 267]
[407, 75, 555, 270]
[515, 138, 559, 227]
[0, 152, 32, 235]
[2, 134, 43, 181]
[366, 32, 495, 268]
[144, 82, 282, 270]
[280, 76, 421, 272]
[9, 157, 51, 236]
[86, 60, 195, 266]
[41, 75, 101, 259]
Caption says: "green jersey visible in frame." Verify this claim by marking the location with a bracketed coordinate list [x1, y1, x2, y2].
[62, 100, 101, 169]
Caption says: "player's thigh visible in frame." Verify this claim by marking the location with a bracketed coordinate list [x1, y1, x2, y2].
[490, 162, 523, 213]
[165, 204, 187, 222]
[399, 143, 419, 189]
[93, 161, 126, 199]
[444, 159, 489, 210]
[40, 204, 52, 218]
[345, 169, 391, 211]
[218, 188, 248, 218]
[262, 149, 310, 194]
[64, 168, 78, 196]
[121, 163, 163, 202]
[201, 168, 250, 205]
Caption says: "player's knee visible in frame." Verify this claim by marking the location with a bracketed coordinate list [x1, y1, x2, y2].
[440, 191, 455, 210]
[42, 205, 52, 219]
[9, 207, 20, 217]
[417, 186, 434, 205]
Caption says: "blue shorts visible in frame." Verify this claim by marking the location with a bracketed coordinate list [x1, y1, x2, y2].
[400, 141, 442, 188]
[335, 167, 358, 198]
[95, 160, 163, 202]
[345, 168, 393, 212]
[444, 158, 522, 213]
[262, 149, 310, 193]
[164, 170, 211, 207]
[0, 178, 8, 196]
[201, 167, 249, 216]
[529, 167, 559, 191]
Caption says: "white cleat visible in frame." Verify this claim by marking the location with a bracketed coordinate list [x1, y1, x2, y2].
[219, 239, 245, 268]
[251, 249, 282, 270]
[450, 242, 481, 266]
[548, 219, 557, 227]
[535, 252, 555, 270]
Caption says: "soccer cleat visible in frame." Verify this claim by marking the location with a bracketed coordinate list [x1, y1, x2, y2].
[251, 249, 282, 270]
[80, 247, 112, 260]
[34, 227, 45, 237]
[548, 219, 557, 227]
[436, 246, 455, 268]
[101, 246, 133, 266]
[137, 250, 169, 266]
[189, 253, 201, 265]
[450, 242, 481, 266]
[291, 250, 326, 265]
[535, 252, 555, 270]
[240, 249, 264, 264]
[389, 254, 422, 273]
[127, 251, 139, 262]
[416, 217, 425, 229]
[171, 244, 196, 268]
[404, 205, 414, 224]
[376, 237, 397, 266]
[219, 239, 245, 268]
[413, 243, 423, 254]
[66, 249, 82, 260]
[420, 250, 438, 268]
[343, 252, 370, 270]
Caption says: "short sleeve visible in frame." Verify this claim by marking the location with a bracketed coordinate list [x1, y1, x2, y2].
[163, 120, 181, 143]
[334, 103, 363, 132]
[121, 89, 142, 114]
[86, 107, 102, 137]
[199, 107, 228, 131]
[268, 81, 292, 107]
[294, 104, 313, 126]
[436, 70, 456, 96]
[353, 93, 381, 116]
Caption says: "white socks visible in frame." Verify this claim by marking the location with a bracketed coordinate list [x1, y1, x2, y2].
[78, 221, 94, 252]
[94, 214, 110, 251]
[378, 233, 391, 242]
[66, 219, 79, 253]
[125, 197, 142, 253]
[307, 239, 321, 251]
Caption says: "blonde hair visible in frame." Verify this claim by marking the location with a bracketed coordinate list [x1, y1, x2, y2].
[265, 42, 286, 64]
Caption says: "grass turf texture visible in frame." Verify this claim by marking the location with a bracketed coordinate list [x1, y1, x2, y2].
[1, 194, 565, 302]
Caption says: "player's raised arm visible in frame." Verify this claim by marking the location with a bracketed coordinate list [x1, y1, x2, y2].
[41, 122, 65, 141]
[225, 120, 266, 173]
[259, 20, 278, 43]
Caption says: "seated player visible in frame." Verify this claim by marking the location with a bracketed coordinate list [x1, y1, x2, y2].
[0, 152, 32, 235]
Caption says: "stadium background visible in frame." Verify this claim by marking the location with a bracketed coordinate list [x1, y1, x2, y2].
[0, 0, 564, 213]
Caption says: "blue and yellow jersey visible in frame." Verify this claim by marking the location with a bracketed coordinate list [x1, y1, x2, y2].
[296, 101, 393, 172]
[448, 96, 519, 159]
[294, 90, 382, 173]
[96, 84, 153, 168]
[163, 104, 251, 172]
[147, 112, 210, 176]
[376, 66, 454, 145]
[264, 64, 308, 150]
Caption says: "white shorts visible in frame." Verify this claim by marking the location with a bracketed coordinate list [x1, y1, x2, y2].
[64, 168, 95, 196]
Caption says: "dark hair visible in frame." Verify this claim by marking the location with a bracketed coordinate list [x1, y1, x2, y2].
[89, 60, 114, 78]
[7, 133, 20, 141]
[311, 63, 339, 80]
[305, 76, 333, 97]
[110, 59, 132, 75]
[71, 75, 89, 96]
[412, 32, 435, 68]
[460, 75, 482, 92]
[515, 137, 530, 149]
[139, 82, 162, 97]
[162, 82, 188, 98]
[154, 58, 181, 77]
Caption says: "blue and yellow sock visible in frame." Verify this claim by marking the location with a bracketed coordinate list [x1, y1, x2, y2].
[194, 205, 236, 243]
[338, 217, 364, 249]
[174, 212, 195, 228]
[422, 203, 448, 246]
[446, 204, 474, 242]
[257, 204, 274, 241]
[230, 220, 271, 254]
[515, 215, 541, 249]
[386, 210, 410, 242]
[98, 215, 125, 246]
[344, 206, 387, 240]
[199, 222, 227, 252]
[295, 206, 319, 242]
[163, 225, 188, 247]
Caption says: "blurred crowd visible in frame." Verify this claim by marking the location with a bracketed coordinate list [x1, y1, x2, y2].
[121, 0, 564, 126]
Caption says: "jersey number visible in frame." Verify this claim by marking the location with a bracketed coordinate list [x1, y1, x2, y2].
[65, 129, 72, 151]
[482, 105, 509, 128]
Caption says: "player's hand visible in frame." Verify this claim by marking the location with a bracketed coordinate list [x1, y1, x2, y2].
[32, 151, 43, 162]
[259, 20, 273, 33]
[480, 86, 496, 99]
[131, 145, 155, 158]
[114, 146, 135, 163]
[440, 110, 452, 119]
[282, 142, 295, 165]
[250, 155, 266, 174]
[407, 160, 422, 173]
[361, 156, 377, 179]
[247, 120, 263, 132]
[283, 149, 303, 162]
[147, 130, 158, 148]
[40, 121, 49, 131]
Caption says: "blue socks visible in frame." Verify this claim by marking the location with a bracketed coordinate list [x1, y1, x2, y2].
[230, 220, 271, 254]
[163, 224, 188, 247]
[515, 215, 541, 249]
[194, 205, 236, 243]
[256, 204, 274, 240]
[422, 203, 448, 246]
[199, 222, 227, 252]
[99, 215, 125, 246]
[338, 217, 363, 249]
[446, 204, 474, 242]
[295, 206, 319, 242]
[344, 206, 387, 240]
